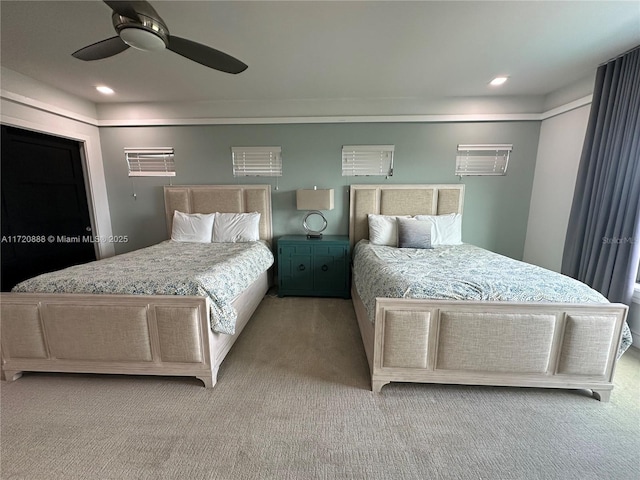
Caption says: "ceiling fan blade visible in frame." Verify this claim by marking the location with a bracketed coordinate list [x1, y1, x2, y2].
[167, 36, 248, 74]
[72, 36, 130, 61]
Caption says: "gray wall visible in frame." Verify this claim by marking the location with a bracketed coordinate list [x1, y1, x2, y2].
[99, 121, 540, 258]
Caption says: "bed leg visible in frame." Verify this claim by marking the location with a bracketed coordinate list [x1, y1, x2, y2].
[196, 368, 218, 389]
[372, 379, 390, 393]
[196, 375, 217, 389]
[1, 370, 23, 382]
[592, 389, 611, 402]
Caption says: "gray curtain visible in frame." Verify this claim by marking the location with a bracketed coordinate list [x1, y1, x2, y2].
[561, 46, 640, 306]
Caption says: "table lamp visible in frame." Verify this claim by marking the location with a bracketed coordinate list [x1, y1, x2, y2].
[296, 187, 334, 238]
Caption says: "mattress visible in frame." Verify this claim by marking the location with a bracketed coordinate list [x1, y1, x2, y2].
[13, 240, 274, 335]
[352, 240, 632, 356]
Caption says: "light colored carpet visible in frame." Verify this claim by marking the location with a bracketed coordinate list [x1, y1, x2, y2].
[1, 295, 639, 480]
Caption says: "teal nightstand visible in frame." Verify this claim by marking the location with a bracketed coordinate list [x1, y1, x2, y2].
[277, 235, 350, 298]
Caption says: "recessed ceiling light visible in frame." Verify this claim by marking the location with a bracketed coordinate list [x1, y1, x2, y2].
[490, 76, 509, 86]
[96, 85, 115, 95]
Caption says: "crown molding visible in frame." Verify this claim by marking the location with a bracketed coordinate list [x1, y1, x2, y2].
[0, 89, 99, 126]
[539, 95, 593, 120]
[96, 113, 542, 126]
[1, 89, 592, 127]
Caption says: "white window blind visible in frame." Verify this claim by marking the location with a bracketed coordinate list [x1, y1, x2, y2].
[125, 148, 175, 177]
[232, 146, 282, 177]
[342, 145, 394, 177]
[456, 144, 512, 176]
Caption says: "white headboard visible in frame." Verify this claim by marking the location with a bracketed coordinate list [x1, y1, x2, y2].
[349, 184, 464, 246]
[164, 185, 273, 244]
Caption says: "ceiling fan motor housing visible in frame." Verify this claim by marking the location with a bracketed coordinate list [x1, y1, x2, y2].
[112, 13, 168, 51]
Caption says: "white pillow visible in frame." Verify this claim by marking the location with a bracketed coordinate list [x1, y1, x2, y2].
[212, 212, 261, 243]
[368, 214, 410, 246]
[414, 213, 462, 245]
[171, 211, 215, 243]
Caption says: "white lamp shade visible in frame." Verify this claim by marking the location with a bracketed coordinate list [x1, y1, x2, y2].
[296, 189, 334, 211]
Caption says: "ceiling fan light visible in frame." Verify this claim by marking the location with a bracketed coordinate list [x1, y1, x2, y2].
[120, 27, 166, 51]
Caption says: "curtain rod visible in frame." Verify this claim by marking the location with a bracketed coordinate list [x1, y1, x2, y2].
[599, 44, 640, 66]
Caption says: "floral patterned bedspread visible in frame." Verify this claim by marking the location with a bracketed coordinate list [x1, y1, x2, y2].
[353, 240, 632, 356]
[13, 240, 274, 335]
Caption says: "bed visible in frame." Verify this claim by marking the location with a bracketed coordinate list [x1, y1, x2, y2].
[349, 184, 630, 401]
[0, 184, 273, 388]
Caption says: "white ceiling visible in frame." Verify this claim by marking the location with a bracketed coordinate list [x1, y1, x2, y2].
[1, 1, 639, 114]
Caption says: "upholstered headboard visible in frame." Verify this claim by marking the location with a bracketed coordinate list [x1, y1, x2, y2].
[164, 185, 273, 244]
[349, 184, 464, 246]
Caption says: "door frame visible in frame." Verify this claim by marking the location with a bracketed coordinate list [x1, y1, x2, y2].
[0, 112, 114, 259]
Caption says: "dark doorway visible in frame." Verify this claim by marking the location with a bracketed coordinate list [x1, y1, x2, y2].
[1, 125, 97, 291]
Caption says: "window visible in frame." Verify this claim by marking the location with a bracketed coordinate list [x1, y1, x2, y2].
[342, 145, 394, 177]
[456, 144, 512, 176]
[232, 146, 282, 177]
[125, 148, 175, 177]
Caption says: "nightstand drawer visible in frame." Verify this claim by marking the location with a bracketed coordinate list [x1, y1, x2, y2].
[282, 245, 312, 255]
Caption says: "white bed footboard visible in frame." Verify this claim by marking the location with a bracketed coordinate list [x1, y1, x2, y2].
[1, 272, 268, 387]
[352, 287, 628, 401]
[1, 293, 219, 386]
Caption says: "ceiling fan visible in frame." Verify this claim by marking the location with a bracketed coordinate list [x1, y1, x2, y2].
[72, 0, 247, 74]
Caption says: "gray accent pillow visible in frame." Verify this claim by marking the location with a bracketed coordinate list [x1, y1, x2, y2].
[397, 218, 433, 249]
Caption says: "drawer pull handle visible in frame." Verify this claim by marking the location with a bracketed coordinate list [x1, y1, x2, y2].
[321, 265, 329, 272]
[298, 264, 306, 271]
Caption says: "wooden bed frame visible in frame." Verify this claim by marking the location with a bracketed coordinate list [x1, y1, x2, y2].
[349, 184, 628, 401]
[1, 184, 273, 388]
